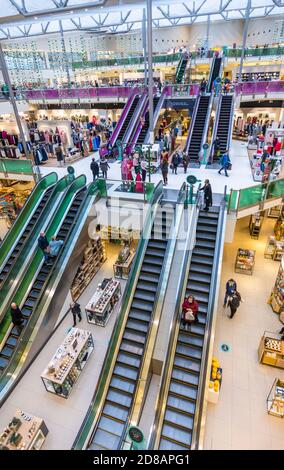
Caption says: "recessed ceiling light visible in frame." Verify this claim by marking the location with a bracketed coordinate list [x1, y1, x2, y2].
[85, 8, 88, 11]
[70, 10, 74, 14]
[34, 16, 38, 19]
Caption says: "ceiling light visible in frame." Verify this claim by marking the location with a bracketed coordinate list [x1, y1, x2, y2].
[34, 16, 38, 19]
[85, 8, 88, 11]
[70, 10, 74, 14]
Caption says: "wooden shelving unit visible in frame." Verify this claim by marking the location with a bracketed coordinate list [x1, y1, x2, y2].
[71, 235, 106, 301]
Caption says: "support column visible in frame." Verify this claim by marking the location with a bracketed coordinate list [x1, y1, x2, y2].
[146, 0, 154, 145]
[0, 42, 29, 159]
[59, 20, 71, 87]
[142, 8, 147, 88]
[238, 0, 251, 82]
[206, 15, 210, 52]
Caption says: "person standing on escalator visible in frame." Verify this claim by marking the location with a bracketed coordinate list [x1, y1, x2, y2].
[10, 302, 24, 334]
[199, 179, 213, 212]
[38, 231, 52, 265]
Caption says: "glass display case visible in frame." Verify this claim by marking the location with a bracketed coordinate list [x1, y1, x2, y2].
[249, 213, 263, 239]
[113, 246, 136, 279]
[41, 328, 94, 398]
[0, 410, 48, 450]
[258, 331, 284, 369]
[235, 248, 255, 275]
[85, 278, 121, 326]
[267, 379, 284, 418]
[265, 236, 284, 261]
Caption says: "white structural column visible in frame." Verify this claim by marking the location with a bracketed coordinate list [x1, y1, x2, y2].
[142, 8, 148, 88]
[238, 0, 252, 82]
[59, 20, 71, 87]
[147, 0, 154, 145]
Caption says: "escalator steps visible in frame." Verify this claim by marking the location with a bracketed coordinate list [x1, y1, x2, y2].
[22, 307, 33, 317]
[1, 346, 14, 359]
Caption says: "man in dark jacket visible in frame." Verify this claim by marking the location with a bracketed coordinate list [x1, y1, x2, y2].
[171, 153, 179, 174]
[70, 302, 82, 327]
[200, 179, 213, 212]
[90, 158, 99, 181]
[11, 302, 24, 333]
[38, 232, 51, 264]
[223, 279, 237, 307]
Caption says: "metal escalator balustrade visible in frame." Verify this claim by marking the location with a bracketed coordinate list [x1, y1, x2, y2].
[158, 206, 220, 451]
[0, 187, 53, 288]
[116, 96, 140, 143]
[136, 96, 159, 145]
[212, 95, 233, 163]
[187, 95, 210, 162]
[0, 185, 87, 376]
[87, 206, 175, 450]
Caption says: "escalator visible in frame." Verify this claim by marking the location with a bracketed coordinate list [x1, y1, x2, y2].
[211, 95, 233, 163]
[87, 205, 174, 450]
[186, 95, 210, 163]
[136, 96, 160, 145]
[208, 57, 222, 92]
[176, 56, 188, 84]
[0, 176, 88, 377]
[0, 176, 71, 322]
[157, 206, 222, 450]
[116, 96, 140, 143]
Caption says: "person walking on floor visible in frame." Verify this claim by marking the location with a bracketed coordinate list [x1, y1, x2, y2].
[90, 158, 99, 181]
[218, 150, 231, 177]
[182, 295, 199, 330]
[160, 157, 169, 186]
[171, 152, 179, 175]
[199, 179, 213, 212]
[228, 290, 242, 319]
[141, 158, 147, 182]
[100, 156, 110, 179]
[38, 231, 52, 264]
[223, 278, 237, 307]
[182, 153, 189, 173]
[55, 144, 64, 167]
[11, 302, 24, 334]
[70, 301, 82, 327]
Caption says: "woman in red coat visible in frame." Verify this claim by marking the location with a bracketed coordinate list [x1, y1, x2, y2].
[182, 295, 199, 330]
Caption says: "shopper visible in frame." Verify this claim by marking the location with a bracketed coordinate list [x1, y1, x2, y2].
[182, 295, 199, 330]
[199, 179, 213, 212]
[70, 302, 82, 327]
[135, 171, 143, 193]
[49, 236, 63, 257]
[223, 278, 237, 307]
[90, 158, 99, 181]
[141, 158, 147, 182]
[11, 302, 24, 334]
[200, 78, 207, 95]
[100, 156, 110, 179]
[171, 152, 179, 174]
[55, 144, 64, 167]
[38, 232, 51, 264]
[160, 157, 169, 186]
[228, 291, 242, 319]
[218, 150, 231, 177]
[182, 153, 189, 174]
[213, 136, 221, 159]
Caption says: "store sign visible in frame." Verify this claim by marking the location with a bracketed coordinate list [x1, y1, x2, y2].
[128, 426, 145, 450]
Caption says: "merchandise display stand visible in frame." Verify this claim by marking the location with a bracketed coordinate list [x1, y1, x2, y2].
[41, 328, 94, 398]
[267, 379, 284, 417]
[113, 246, 135, 279]
[71, 235, 106, 300]
[235, 248, 255, 275]
[267, 205, 284, 219]
[264, 236, 284, 261]
[101, 226, 134, 244]
[0, 410, 48, 450]
[269, 256, 284, 315]
[249, 213, 263, 239]
[274, 217, 284, 241]
[85, 278, 121, 326]
[208, 357, 222, 404]
[258, 331, 284, 368]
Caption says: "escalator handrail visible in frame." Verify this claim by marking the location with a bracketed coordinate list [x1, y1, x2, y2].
[0, 176, 89, 401]
[118, 201, 183, 449]
[207, 56, 216, 93]
[226, 93, 235, 156]
[72, 183, 163, 450]
[0, 172, 58, 271]
[209, 93, 222, 163]
[200, 92, 214, 160]
[185, 93, 200, 154]
[190, 188, 227, 450]
[144, 91, 166, 144]
[128, 94, 149, 147]
[110, 88, 137, 147]
[123, 90, 147, 144]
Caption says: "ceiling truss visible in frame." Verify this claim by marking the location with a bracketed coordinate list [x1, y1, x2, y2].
[0, 0, 282, 40]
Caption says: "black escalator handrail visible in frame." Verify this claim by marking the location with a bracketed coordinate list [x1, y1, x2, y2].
[226, 94, 235, 154]
[191, 190, 227, 450]
[0, 177, 88, 396]
[72, 183, 163, 450]
[185, 94, 200, 154]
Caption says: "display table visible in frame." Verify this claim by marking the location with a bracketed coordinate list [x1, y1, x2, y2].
[235, 248, 255, 275]
[249, 213, 263, 239]
[265, 236, 284, 261]
[267, 379, 284, 417]
[113, 249, 135, 279]
[258, 331, 284, 369]
[85, 278, 121, 326]
[41, 328, 94, 398]
[208, 357, 222, 404]
[0, 410, 48, 450]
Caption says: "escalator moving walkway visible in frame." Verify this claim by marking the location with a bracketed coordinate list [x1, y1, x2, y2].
[158, 206, 220, 450]
[88, 206, 174, 450]
[209, 58, 222, 91]
[212, 95, 233, 163]
[187, 96, 210, 162]
[136, 97, 159, 145]
[116, 96, 139, 143]
[0, 189, 87, 375]
[0, 187, 53, 287]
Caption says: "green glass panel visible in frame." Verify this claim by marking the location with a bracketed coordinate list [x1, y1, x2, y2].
[1, 159, 34, 174]
[0, 173, 57, 269]
[228, 190, 239, 211]
[238, 184, 266, 209]
[267, 178, 284, 200]
[145, 182, 155, 202]
[96, 178, 107, 197]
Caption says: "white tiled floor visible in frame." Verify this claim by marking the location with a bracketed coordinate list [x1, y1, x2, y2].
[204, 216, 284, 450]
[0, 242, 127, 450]
[39, 140, 256, 195]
